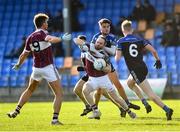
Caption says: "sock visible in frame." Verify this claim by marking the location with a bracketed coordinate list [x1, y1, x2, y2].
[15, 105, 21, 113]
[125, 100, 130, 105]
[126, 108, 131, 114]
[163, 105, 170, 113]
[85, 104, 91, 109]
[91, 104, 98, 111]
[141, 99, 149, 107]
[53, 113, 59, 120]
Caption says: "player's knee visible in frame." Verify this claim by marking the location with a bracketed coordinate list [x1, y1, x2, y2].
[127, 80, 135, 89]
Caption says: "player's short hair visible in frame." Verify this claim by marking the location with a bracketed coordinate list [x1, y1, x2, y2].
[121, 20, 132, 31]
[33, 13, 49, 29]
[98, 18, 111, 26]
[77, 35, 87, 41]
[97, 35, 106, 45]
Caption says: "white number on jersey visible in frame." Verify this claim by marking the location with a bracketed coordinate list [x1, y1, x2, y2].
[129, 44, 138, 57]
[32, 41, 40, 52]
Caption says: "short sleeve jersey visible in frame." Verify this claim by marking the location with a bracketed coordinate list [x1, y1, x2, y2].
[25, 29, 53, 68]
[117, 34, 150, 69]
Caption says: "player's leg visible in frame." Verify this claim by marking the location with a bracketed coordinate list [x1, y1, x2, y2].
[107, 89, 136, 119]
[82, 81, 101, 119]
[127, 75, 152, 113]
[108, 71, 140, 110]
[100, 89, 126, 117]
[44, 65, 63, 125]
[7, 78, 40, 118]
[93, 88, 102, 106]
[139, 79, 173, 120]
[73, 75, 91, 116]
[48, 79, 63, 125]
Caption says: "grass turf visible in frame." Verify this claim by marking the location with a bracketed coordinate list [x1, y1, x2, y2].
[0, 100, 179, 131]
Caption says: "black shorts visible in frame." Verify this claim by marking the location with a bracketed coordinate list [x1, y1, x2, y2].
[110, 62, 116, 72]
[130, 66, 148, 84]
[81, 74, 89, 82]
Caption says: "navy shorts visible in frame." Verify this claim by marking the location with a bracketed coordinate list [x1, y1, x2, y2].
[130, 66, 148, 84]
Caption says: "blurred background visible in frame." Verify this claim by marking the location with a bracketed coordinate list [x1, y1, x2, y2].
[0, 0, 180, 102]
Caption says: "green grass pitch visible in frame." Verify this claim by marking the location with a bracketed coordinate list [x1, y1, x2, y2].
[0, 100, 180, 131]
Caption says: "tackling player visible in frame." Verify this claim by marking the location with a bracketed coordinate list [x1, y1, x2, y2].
[7, 13, 71, 125]
[91, 18, 140, 117]
[115, 20, 173, 120]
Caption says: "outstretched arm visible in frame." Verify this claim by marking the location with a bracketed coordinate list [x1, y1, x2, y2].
[45, 33, 71, 43]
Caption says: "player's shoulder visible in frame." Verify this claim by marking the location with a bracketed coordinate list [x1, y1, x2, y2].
[108, 33, 116, 38]
[93, 32, 101, 38]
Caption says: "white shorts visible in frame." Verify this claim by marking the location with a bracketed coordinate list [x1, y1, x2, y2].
[86, 75, 115, 92]
[31, 64, 60, 82]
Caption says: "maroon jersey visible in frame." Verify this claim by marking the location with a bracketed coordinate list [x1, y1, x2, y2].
[84, 53, 106, 77]
[24, 29, 53, 68]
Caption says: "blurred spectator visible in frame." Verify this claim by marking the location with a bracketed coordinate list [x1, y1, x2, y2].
[5, 36, 28, 58]
[52, 42, 65, 57]
[51, 32, 65, 57]
[52, 9, 63, 32]
[161, 21, 179, 47]
[143, 0, 156, 23]
[115, 16, 126, 37]
[70, 0, 85, 31]
[45, 8, 54, 32]
[130, 0, 145, 21]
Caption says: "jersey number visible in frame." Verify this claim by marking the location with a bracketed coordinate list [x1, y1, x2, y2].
[129, 44, 138, 57]
[32, 41, 40, 52]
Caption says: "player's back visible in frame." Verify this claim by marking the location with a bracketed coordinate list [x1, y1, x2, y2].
[25, 29, 53, 68]
[117, 34, 148, 69]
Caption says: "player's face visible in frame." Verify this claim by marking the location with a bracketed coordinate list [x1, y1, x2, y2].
[100, 23, 110, 35]
[95, 38, 105, 50]
[43, 19, 48, 30]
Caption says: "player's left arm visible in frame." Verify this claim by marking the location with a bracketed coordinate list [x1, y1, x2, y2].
[144, 44, 160, 61]
[45, 33, 71, 43]
[144, 44, 162, 69]
[12, 51, 29, 70]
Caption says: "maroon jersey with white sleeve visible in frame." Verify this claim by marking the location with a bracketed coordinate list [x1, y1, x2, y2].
[24, 29, 53, 68]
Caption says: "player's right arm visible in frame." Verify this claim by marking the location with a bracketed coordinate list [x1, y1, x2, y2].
[12, 51, 29, 70]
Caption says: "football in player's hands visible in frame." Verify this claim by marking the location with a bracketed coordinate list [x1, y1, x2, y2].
[154, 60, 162, 69]
[93, 58, 106, 71]
[62, 33, 71, 41]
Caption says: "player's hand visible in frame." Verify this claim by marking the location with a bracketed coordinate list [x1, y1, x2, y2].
[77, 66, 85, 71]
[12, 64, 20, 70]
[154, 60, 162, 69]
[62, 33, 71, 41]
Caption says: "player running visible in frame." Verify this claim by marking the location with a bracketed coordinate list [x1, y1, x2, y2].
[73, 35, 136, 120]
[115, 20, 173, 120]
[7, 13, 71, 125]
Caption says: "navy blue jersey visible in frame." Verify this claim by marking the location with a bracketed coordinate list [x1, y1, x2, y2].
[91, 32, 117, 48]
[117, 34, 150, 70]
